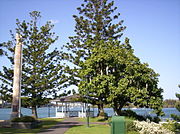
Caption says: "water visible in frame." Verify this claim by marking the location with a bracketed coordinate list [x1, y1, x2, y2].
[0, 107, 179, 121]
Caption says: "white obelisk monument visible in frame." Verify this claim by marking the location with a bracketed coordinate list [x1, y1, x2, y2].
[11, 33, 22, 119]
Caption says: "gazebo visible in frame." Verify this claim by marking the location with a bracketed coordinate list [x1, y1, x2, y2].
[51, 94, 94, 118]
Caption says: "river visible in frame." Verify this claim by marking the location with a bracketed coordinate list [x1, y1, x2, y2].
[0, 107, 179, 121]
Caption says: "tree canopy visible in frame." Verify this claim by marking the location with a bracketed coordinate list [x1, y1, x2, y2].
[79, 38, 164, 116]
[0, 44, 3, 56]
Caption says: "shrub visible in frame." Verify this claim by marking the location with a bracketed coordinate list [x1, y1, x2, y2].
[171, 114, 180, 122]
[121, 110, 160, 123]
[134, 120, 175, 134]
[126, 118, 138, 132]
[120, 110, 145, 121]
[99, 112, 108, 120]
[11, 116, 36, 122]
[162, 119, 180, 132]
[127, 131, 139, 134]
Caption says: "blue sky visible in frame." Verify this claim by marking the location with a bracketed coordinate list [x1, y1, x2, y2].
[0, 0, 179, 99]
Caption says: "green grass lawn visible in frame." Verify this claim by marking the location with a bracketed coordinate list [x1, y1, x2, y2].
[0, 117, 139, 134]
[65, 124, 110, 134]
[78, 117, 109, 123]
[0, 118, 63, 134]
[65, 124, 139, 134]
[75, 117, 139, 134]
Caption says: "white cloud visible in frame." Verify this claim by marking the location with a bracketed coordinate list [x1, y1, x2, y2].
[49, 20, 59, 24]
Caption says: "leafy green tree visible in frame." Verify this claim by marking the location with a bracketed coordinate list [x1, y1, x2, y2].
[0, 11, 67, 118]
[65, 0, 163, 116]
[79, 38, 164, 116]
[64, 0, 126, 115]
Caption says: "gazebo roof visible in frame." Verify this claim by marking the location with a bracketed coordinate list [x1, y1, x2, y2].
[52, 94, 82, 103]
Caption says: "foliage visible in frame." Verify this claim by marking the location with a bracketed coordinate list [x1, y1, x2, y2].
[133, 120, 175, 134]
[99, 112, 108, 120]
[171, 84, 180, 121]
[125, 118, 138, 133]
[0, 11, 67, 118]
[121, 110, 145, 121]
[171, 84, 180, 132]
[0, 43, 4, 56]
[171, 114, 180, 122]
[162, 120, 177, 132]
[0, 40, 10, 56]
[127, 132, 139, 134]
[79, 39, 164, 116]
[63, 0, 126, 115]
[11, 116, 36, 122]
[64, 0, 164, 117]
[121, 110, 161, 123]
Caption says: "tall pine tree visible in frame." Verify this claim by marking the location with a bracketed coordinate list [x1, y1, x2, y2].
[64, 0, 126, 115]
[0, 11, 67, 118]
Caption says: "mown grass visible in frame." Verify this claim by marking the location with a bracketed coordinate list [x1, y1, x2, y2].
[0, 118, 63, 134]
[68, 117, 139, 134]
[65, 124, 110, 134]
[78, 117, 109, 123]
[65, 123, 139, 134]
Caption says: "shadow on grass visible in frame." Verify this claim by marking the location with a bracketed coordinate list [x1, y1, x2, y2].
[0, 118, 63, 134]
[39, 120, 85, 133]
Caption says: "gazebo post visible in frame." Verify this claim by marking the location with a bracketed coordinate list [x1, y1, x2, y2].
[65, 103, 67, 117]
[81, 103, 84, 117]
[93, 105, 95, 117]
[55, 102, 57, 116]
[62, 102, 64, 113]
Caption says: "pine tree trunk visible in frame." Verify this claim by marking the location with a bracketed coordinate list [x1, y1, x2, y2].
[11, 34, 22, 119]
[97, 104, 100, 116]
[97, 102, 104, 116]
[32, 106, 38, 118]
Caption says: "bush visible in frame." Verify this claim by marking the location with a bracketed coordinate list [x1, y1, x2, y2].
[162, 120, 180, 132]
[171, 113, 180, 122]
[99, 112, 108, 120]
[120, 109, 160, 123]
[152, 116, 161, 123]
[127, 131, 139, 134]
[134, 120, 175, 134]
[120, 110, 145, 121]
[11, 116, 36, 122]
[126, 118, 138, 132]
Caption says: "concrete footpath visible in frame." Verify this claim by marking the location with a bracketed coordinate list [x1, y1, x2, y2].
[38, 118, 108, 134]
[38, 118, 83, 134]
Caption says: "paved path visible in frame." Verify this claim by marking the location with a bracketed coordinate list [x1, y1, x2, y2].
[38, 118, 84, 134]
[38, 118, 108, 134]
